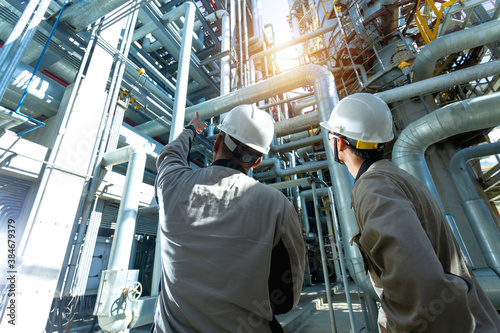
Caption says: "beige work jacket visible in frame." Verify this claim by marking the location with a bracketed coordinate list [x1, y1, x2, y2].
[351, 159, 500, 333]
[153, 129, 305, 333]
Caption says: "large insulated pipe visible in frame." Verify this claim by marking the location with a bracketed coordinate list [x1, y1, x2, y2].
[1, 60, 65, 117]
[393, 92, 500, 278]
[393, 92, 500, 202]
[378, 60, 500, 103]
[136, 64, 325, 136]
[412, 19, 500, 82]
[60, 0, 129, 32]
[169, 1, 196, 142]
[449, 142, 500, 276]
[247, 0, 264, 52]
[102, 146, 147, 270]
[0, 0, 52, 101]
[269, 60, 500, 134]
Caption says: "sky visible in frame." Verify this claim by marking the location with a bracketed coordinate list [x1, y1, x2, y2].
[261, 0, 291, 44]
[260, 0, 299, 71]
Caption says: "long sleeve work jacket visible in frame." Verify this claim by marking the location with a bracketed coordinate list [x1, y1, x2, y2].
[153, 129, 306, 333]
[351, 159, 500, 333]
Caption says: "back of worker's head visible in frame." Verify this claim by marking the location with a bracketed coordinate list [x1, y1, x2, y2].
[217, 104, 274, 166]
[321, 93, 394, 160]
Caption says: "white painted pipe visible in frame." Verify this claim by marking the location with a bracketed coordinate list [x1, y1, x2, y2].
[102, 146, 147, 271]
[169, 1, 196, 142]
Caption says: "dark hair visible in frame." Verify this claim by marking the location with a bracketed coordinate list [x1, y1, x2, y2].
[336, 133, 385, 160]
[346, 144, 384, 160]
[219, 133, 262, 168]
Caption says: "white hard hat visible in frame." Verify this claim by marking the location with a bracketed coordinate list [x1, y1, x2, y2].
[218, 104, 274, 154]
[321, 93, 394, 147]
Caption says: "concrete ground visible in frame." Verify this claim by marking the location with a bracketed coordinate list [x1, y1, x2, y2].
[131, 283, 369, 333]
[278, 283, 368, 333]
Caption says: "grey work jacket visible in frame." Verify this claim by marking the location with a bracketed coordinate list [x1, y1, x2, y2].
[154, 129, 305, 333]
[351, 159, 500, 333]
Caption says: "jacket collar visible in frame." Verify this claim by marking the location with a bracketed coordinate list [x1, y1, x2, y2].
[354, 156, 384, 183]
[212, 159, 246, 174]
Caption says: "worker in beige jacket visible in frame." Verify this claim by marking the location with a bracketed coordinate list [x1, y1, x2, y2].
[153, 105, 305, 333]
[321, 93, 500, 333]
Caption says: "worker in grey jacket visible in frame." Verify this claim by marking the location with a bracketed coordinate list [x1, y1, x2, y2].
[153, 105, 306, 333]
[321, 93, 500, 333]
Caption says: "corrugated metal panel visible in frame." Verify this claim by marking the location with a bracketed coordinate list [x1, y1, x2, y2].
[101, 201, 158, 235]
[0, 174, 32, 225]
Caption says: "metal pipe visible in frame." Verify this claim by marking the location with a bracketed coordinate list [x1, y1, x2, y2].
[299, 187, 329, 235]
[272, 60, 500, 135]
[290, 96, 316, 116]
[311, 181, 338, 333]
[475, 268, 500, 308]
[138, 5, 215, 92]
[220, 11, 231, 95]
[270, 135, 323, 153]
[412, 19, 500, 82]
[377, 60, 500, 103]
[1, 59, 65, 117]
[278, 10, 304, 61]
[0, 0, 52, 102]
[0, 0, 40, 70]
[449, 142, 500, 276]
[314, 177, 359, 333]
[102, 146, 147, 270]
[249, 25, 336, 83]
[135, 64, 326, 136]
[238, 0, 244, 86]
[60, 0, 129, 32]
[63, 6, 140, 296]
[449, 142, 500, 202]
[253, 158, 328, 180]
[247, 0, 263, 51]
[392, 92, 500, 206]
[169, 1, 196, 142]
[242, 0, 249, 86]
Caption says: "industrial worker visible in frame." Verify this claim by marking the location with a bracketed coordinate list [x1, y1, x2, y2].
[321, 93, 500, 333]
[153, 105, 306, 333]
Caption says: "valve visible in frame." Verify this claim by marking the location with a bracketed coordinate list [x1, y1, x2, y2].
[124, 281, 142, 301]
[398, 60, 411, 76]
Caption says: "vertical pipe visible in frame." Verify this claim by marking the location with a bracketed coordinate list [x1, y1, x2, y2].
[220, 12, 231, 95]
[237, 0, 244, 87]
[323, 182, 358, 333]
[169, 2, 196, 142]
[103, 147, 147, 271]
[230, 0, 237, 90]
[242, 0, 249, 85]
[0, 0, 52, 101]
[311, 182, 337, 333]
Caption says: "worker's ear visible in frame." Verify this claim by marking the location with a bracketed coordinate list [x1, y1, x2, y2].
[213, 133, 222, 153]
[250, 156, 263, 169]
[337, 137, 348, 152]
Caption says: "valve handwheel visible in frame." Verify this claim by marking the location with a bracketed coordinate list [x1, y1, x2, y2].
[127, 281, 142, 301]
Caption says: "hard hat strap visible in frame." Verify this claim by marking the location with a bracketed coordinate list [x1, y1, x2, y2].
[223, 134, 260, 164]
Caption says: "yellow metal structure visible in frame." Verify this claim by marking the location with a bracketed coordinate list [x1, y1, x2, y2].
[415, 0, 457, 44]
[320, 0, 336, 20]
